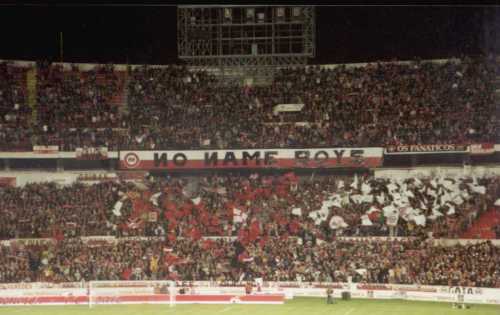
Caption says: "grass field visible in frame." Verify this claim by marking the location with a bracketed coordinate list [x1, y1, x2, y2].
[2, 298, 500, 315]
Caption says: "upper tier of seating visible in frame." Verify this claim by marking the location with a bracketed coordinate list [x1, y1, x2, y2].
[0, 55, 497, 151]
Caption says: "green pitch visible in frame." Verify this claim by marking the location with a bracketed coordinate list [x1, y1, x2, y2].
[2, 298, 500, 315]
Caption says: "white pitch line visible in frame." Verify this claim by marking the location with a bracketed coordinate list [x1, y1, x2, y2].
[164, 308, 176, 313]
[4, 308, 28, 314]
[342, 308, 355, 315]
[220, 306, 233, 313]
[317, 305, 340, 315]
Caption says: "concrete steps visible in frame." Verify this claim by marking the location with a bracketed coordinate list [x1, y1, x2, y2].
[26, 67, 37, 124]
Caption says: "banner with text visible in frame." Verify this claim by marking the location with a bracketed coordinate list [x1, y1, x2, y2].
[119, 148, 383, 170]
[75, 147, 108, 160]
[32, 145, 59, 154]
[385, 144, 468, 155]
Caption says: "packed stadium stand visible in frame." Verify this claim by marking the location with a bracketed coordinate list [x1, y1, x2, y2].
[0, 174, 498, 239]
[0, 62, 32, 151]
[0, 56, 498, 151]
[1, 56, 500, 306]
[3, 3, 500, 313]
[1, 238, 499, 287]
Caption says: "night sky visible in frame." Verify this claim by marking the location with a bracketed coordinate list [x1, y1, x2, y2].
[0, 4, 497, 65]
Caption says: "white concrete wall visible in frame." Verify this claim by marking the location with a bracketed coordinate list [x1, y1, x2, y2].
[374, 165, 500, 180]
[0, 171, 117, 187]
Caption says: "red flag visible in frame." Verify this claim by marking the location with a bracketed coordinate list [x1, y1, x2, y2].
[249, 220, 261, 241]
[167, 233, 176, 242]
[53, 228, 64, 242]
[202, 239, 214, 250]
[238, 228, 249, 245]
[282, 172, 298, 183]
[122, 268, 132, 280]
[189, 227, 202, 241]
[258, 236, 268, 248]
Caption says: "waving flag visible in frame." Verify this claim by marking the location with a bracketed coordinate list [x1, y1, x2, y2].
[329, 216, 348, 229]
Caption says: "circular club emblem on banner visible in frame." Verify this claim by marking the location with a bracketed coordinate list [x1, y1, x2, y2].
[123, 153, 140, 168]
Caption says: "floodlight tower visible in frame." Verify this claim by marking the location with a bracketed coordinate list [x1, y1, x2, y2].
[177, 5, 315, 85]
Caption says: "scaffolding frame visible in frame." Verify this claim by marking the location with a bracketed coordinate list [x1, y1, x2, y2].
[177, 5, 315, 83]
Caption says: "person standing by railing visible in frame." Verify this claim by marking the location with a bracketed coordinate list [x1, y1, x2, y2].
[326, 287, 334, 304]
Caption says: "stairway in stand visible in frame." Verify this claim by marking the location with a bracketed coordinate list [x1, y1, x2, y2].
[119, 70, 129, 116]
[95, 70, 128, 117]
[495, 56, 500, 126]
[26, 67, 37, 124]
[461, 209, 500, 239]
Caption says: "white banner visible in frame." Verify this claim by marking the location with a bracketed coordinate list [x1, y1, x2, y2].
[120, 148, 383, 170]
[273, 103, 304, 114]
[33, 145, 59, 154]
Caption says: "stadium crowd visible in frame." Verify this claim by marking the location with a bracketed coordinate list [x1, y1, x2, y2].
[0, 237, 499, 288]
[1, 56, 499, 289]
[35, 61, 124, 151]
[1, 174, 498, 240]
[0, 55, 497, 151]
[122, 56, 498, 149]
[0, 62, 32, 151]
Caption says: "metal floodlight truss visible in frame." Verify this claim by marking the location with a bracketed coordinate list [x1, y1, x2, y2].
[177, 5, 315, 79]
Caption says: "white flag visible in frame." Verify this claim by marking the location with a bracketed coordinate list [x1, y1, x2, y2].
[233, 208, 248, 223]
[384, 206, 399, 227]
[112, 201, 123, 217]
[429, 179, 437, 189]
[453, 195, 464, 205]
[255, 277, 263, 287]
[428, 208, 443, 221]
[432, 206, 443, 218]
[191, 196, 201, 205]
[330, 197, 342, 208]
[329, 216, 348, 229]
[447, 205, 456, 215]
[337, 180, 345, 190]
[361, 195, 374, 203]
[413, 177, 423, 187]
[376, 193, 385, 204]
[150, 192, 161, 206]
[427, 189, 437, 198]
[292, 207, 302, 216]
[413, 214, 426, 226]
[350, 174, 359, 189]
[239, 273, 246, 282]
[361, 214, 373, 226]
[361, 182, 371, 195]
[469, 184, 486, 195]
[351, 194, 363, 204]
[387, 182, 398, 193]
